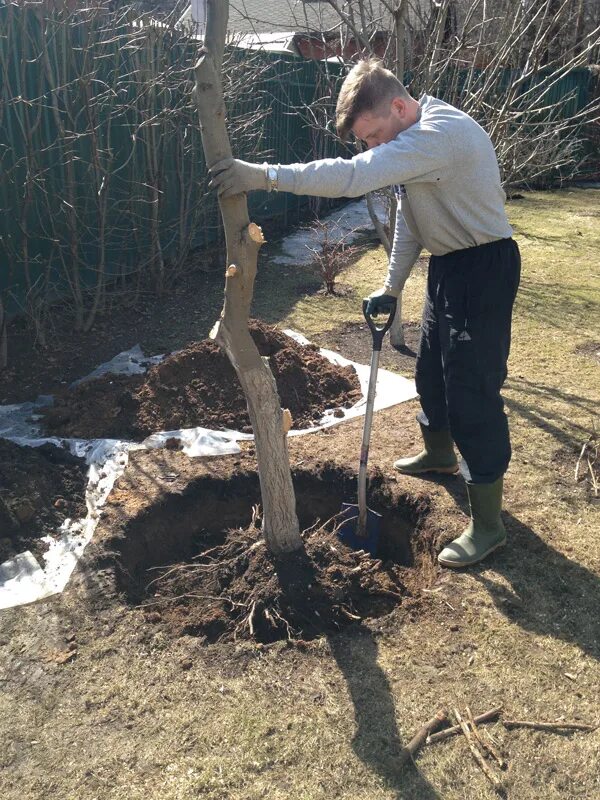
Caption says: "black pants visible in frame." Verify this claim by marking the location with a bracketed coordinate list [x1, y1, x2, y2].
[415, 238, 521, 484]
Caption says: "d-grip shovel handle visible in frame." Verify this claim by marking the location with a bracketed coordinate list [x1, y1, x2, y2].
[362, 297, 397, 351]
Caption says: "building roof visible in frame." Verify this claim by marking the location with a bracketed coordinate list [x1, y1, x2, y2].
[179, 0, 398, 37]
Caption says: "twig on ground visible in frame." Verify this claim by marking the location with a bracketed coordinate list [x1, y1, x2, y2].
[466, 706, 507, 770]
[453, 708, 506, 795]
[427, 706, 503, 743]
[398, 708, 449, 767]
[574, 430, 599, 496]
[574, 439, 589, 482]
[271, 607, 295, 639]
[339, 606, 362, 621]
[247, 601, 257, 636]
[588, 454, 599, 496]
[503, 719, 598, 732]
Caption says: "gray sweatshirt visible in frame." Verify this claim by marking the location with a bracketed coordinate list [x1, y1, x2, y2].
[276, 95, 513, 293]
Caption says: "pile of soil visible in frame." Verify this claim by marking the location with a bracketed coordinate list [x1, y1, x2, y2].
[41, 321, 362, 441]
[0, 440, 88, 563]
[141, 523, 416, 644]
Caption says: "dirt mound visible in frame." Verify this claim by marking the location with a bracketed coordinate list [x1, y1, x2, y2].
[42, 321, 362, 440]
[141, 524, 416, 644]
[0, 440, 88, 563]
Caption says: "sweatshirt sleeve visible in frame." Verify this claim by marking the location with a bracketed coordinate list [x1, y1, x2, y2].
[384, 206, 423, 294]
[276, 122, 453, 198]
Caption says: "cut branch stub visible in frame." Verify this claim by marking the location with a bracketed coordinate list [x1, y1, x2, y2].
[194, 0, 302, 555]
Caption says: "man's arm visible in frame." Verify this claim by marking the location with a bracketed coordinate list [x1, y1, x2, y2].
[366, 207, 422, 315]
[209, 122, 452, 199]
[385, 208, 423, 295]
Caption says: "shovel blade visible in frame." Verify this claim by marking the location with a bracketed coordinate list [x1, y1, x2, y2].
[338, 503, 382, 557]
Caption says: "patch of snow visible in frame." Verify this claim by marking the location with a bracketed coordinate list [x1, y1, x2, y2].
[272, 197, 386, 266]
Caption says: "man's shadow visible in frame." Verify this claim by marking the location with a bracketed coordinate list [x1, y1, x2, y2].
[274, 555, 442, 800]
[327, 627, 442, 799]
[418, 474, 600, 660]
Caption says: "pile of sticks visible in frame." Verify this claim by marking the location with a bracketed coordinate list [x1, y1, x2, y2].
[575, 430, 599, 498]
[399, 705, 597, 796]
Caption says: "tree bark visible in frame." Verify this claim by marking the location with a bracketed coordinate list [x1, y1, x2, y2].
[193, 0, 302, 555]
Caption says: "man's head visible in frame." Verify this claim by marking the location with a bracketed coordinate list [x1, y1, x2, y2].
[335, 59, 420, 148]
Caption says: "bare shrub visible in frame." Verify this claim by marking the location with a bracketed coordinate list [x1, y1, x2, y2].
[305, 220, 362, 294]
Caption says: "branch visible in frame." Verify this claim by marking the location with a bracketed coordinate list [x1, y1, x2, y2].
[398, 708, 449, 766]
[503, 719, 598, 732]
[427, 705, 503, 744]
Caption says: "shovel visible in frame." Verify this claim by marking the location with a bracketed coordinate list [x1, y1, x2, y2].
[338, 296, 397, 556]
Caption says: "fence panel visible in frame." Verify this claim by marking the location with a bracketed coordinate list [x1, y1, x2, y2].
[0, 6, 595, 320]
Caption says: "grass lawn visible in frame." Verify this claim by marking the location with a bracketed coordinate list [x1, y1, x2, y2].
[0, 189, 598, 800]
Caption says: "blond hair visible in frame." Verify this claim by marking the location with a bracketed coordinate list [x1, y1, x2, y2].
[335, 59, 410, 141]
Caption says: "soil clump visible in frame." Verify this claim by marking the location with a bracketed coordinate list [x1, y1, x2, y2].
[0, 440, 87, 562]
[41, 320, 361, 440]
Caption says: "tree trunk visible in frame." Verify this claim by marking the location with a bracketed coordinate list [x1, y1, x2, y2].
[394, 0, 407, 80]
[193, 0, 302, 555]
[572, 0, 586, 54]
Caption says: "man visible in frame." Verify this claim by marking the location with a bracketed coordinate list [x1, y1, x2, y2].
[210, 59, 521, 569]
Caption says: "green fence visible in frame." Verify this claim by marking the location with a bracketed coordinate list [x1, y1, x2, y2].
[0, 6, 343, 325]
[0, 5, 596, 325]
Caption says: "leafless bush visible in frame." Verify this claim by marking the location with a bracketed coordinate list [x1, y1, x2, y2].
[322, 1, 600, 186]
[257, 1, 598, 343]
[305, 220, 362, 294]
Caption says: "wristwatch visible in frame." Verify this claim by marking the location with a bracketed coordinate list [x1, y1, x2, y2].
[265, 164, 279, 192]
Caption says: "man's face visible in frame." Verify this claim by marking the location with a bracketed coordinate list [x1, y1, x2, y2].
[351, 97, 413, 149]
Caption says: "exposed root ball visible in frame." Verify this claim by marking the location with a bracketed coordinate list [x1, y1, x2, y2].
[141, 522, 413, 643]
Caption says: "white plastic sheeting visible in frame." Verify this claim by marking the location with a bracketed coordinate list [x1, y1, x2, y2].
[0, 333, 415, 610]
[272, 197, 386, 266]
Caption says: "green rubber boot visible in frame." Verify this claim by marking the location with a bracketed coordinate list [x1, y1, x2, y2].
[394, 425, 459, 475]
[438, 477, 507, 568]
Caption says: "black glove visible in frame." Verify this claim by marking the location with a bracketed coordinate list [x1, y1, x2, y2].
[365, 291, 397, 318]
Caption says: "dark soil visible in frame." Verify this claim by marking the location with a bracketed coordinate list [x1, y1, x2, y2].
[41, 320, 362, 440]
[574, 340, 600, 364]
[141, 525, 417, 644]
[0, 440, 88, 563]
[315, 321, 421, 375]
[552, 440, 599, 504]
[92, 454, 435, 644]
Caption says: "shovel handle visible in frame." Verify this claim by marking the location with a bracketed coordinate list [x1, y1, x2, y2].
[362, 298, 397, 352]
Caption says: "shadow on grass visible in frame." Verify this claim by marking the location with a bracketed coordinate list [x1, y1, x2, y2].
[474, 510, 600, 661]
[328, 628, 442, 799]
[422, 475, 600, 661]
[504, 375, 598, 451]
[274, 554, 442, 799]
[516, 279, 600, 331]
